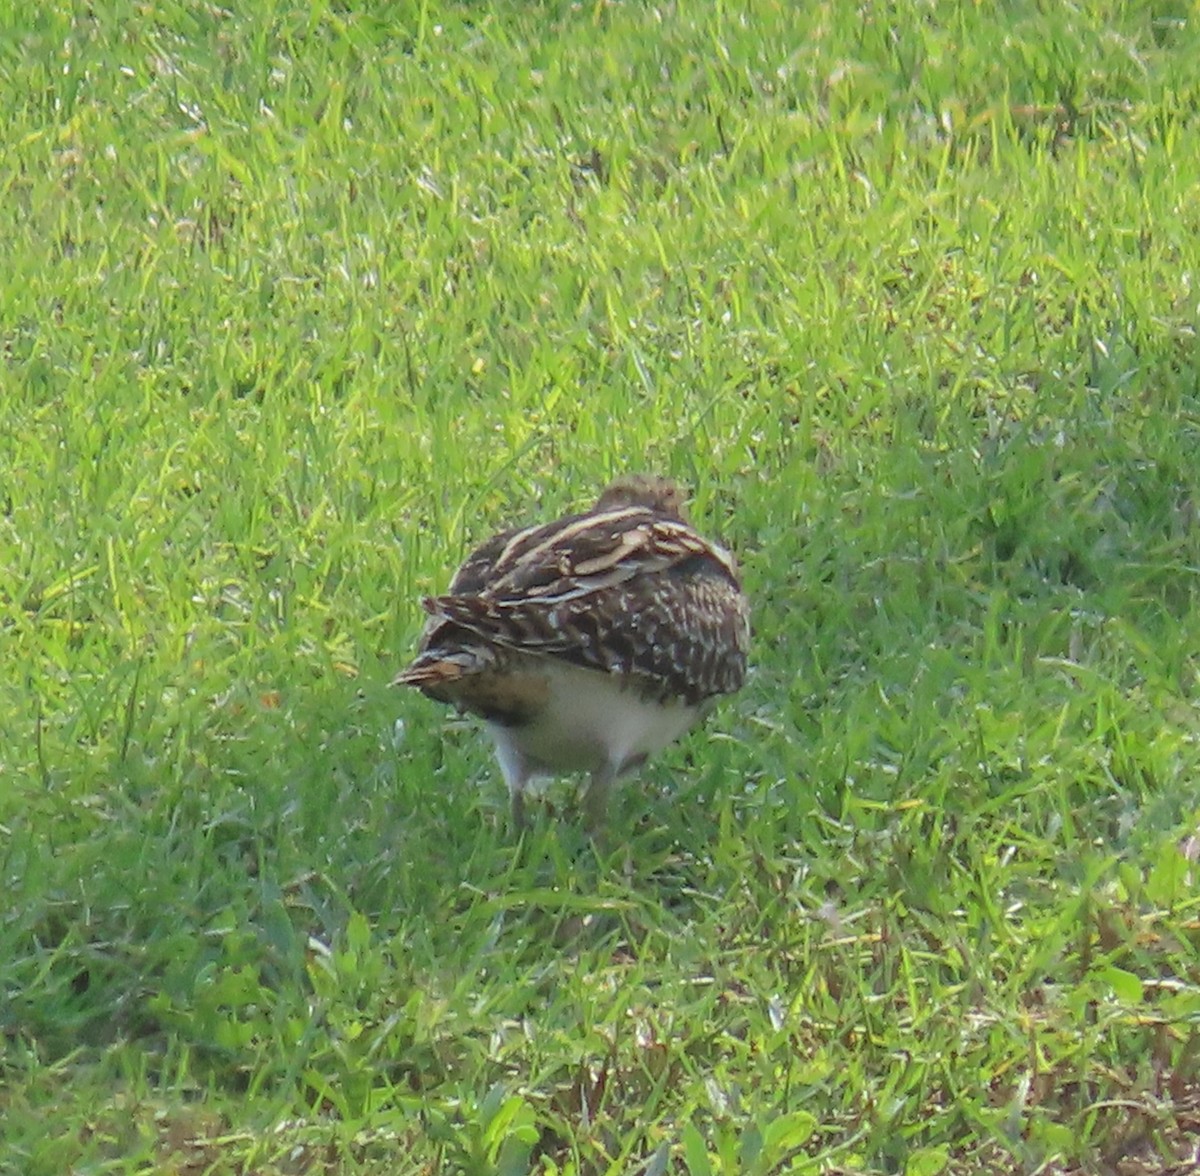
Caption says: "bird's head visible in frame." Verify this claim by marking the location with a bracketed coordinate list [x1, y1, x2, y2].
[593, 474, 688, 520]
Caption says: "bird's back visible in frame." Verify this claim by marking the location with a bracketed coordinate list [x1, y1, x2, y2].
[397, 481, 748, 710]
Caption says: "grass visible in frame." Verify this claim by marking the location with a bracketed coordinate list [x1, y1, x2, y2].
[2, 0, 1200, 1171]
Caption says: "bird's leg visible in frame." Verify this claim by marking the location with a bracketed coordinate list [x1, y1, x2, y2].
[583, 763, 618, 834]
[491, 732, 531, 835]
[511, 787, 529, 833]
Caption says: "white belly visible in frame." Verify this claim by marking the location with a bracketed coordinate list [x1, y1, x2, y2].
[485, 661, 701, 782]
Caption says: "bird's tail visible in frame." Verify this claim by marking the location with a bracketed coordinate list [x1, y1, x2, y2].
[392, 653, 469, 689]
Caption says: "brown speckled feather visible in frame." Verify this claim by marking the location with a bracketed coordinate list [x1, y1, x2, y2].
[398, 481, 748, 707]
[394, 474, 749, 829]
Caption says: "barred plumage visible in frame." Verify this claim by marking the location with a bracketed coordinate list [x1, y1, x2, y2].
[394, 474, 749, 829]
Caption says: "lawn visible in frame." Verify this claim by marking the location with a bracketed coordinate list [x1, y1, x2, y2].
[3, 1, 1200, 1172]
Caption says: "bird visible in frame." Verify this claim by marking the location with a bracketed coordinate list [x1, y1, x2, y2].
[393, 474, 750, 830]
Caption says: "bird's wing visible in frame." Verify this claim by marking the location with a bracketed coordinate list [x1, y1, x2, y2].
[445, 525, 525, 594]
[419, 509, 748, 703]
[484, 506, 734, 598]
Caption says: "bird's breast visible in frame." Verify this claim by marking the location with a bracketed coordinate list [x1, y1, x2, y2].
[484, 660, 702, 778]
